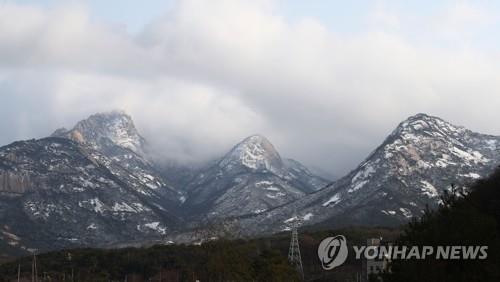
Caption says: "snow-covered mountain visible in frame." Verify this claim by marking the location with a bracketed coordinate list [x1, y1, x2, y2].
[2, 111, 498, 254]
[52, 110, 147, 156]
[0, 112, 187, 255]
[237, 114, 500, 235]
[183, 135, 329, 218]
[0, 138, 181, 254]
[52, 111, 183, 203]
[0, 112, 327, 254]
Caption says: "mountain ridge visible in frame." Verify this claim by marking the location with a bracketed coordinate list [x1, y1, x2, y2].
[235, 113, 500, 235]
[0, 111, 328, 255]
[1, 111, 499, 255]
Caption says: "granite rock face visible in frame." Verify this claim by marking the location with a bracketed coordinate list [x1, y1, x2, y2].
[0, 172, 32, 195]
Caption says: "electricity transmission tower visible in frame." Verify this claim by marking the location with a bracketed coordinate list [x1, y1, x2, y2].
[288, 216, 304, 280]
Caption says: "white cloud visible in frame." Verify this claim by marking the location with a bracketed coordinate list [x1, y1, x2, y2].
[0, 0, 499, 175]
[441, 2, 496, 29]
[432, 1, 499, 43]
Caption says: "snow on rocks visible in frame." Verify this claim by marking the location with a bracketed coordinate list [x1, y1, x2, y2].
[420, 181, 439, 198]
[322, 193, 341, 207]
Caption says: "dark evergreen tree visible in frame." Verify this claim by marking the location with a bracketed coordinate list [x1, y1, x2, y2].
[383, 167, 500, 282]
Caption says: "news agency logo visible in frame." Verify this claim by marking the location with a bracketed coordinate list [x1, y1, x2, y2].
[317, 235, 348, 270]
[317, 235, 489, 271]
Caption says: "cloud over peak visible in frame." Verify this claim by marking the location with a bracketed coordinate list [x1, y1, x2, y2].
[1, 0, 499, 175]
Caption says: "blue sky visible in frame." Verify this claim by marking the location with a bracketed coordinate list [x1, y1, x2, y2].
[2, 1, 444, 32]
[6, 0, 500, 47]
[8, 0, 500, 50]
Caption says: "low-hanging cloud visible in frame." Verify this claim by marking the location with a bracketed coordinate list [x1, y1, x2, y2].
[0, 0, 499, 176]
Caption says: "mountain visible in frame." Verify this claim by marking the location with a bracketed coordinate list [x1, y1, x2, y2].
[156, 160, 202, 192]
[0, 112, 187, 255]
[0, 112, 327, 255]
[0, 138, 181, 255]
[238, 114, 500, 235]
[52, 111, 183, 203]
[52, 110, 147, 156]
[3, 111, 498, 254]
[183, 135, 329, 219]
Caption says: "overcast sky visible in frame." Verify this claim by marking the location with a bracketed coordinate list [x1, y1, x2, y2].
[1, 0, 499, 176]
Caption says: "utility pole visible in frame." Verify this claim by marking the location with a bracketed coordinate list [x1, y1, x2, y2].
[35, 254, 38, 282]
[288, 215, 304, 280]
[31, 252, 38, 282]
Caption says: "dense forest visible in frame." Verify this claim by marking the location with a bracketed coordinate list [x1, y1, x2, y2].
[0, 227, 399, 281]
[383, 167, 500, 282]
[2, 239, 298, 282]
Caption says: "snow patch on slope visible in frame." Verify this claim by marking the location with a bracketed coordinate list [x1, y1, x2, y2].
[322, 193, 341, 207]
[420, 181, 439, 198]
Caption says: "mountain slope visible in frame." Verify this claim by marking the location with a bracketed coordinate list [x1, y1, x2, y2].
[0, 111, 190, 255]
[0, 138, 181, 254]
[238, 114, 500, 235]
[183, 135, 328, 218]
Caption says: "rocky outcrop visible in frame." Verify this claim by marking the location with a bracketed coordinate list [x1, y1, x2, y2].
[51, 110, 147, 156]
[0, 172, 31, 195]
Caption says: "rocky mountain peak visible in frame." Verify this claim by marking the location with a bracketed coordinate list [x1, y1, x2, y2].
[379, 113, 494, 171]
[184, 134, 326, 218]
[393, 113, 466, 138]
[52, 110, 146, 156]
[219, 134, 284, 172]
